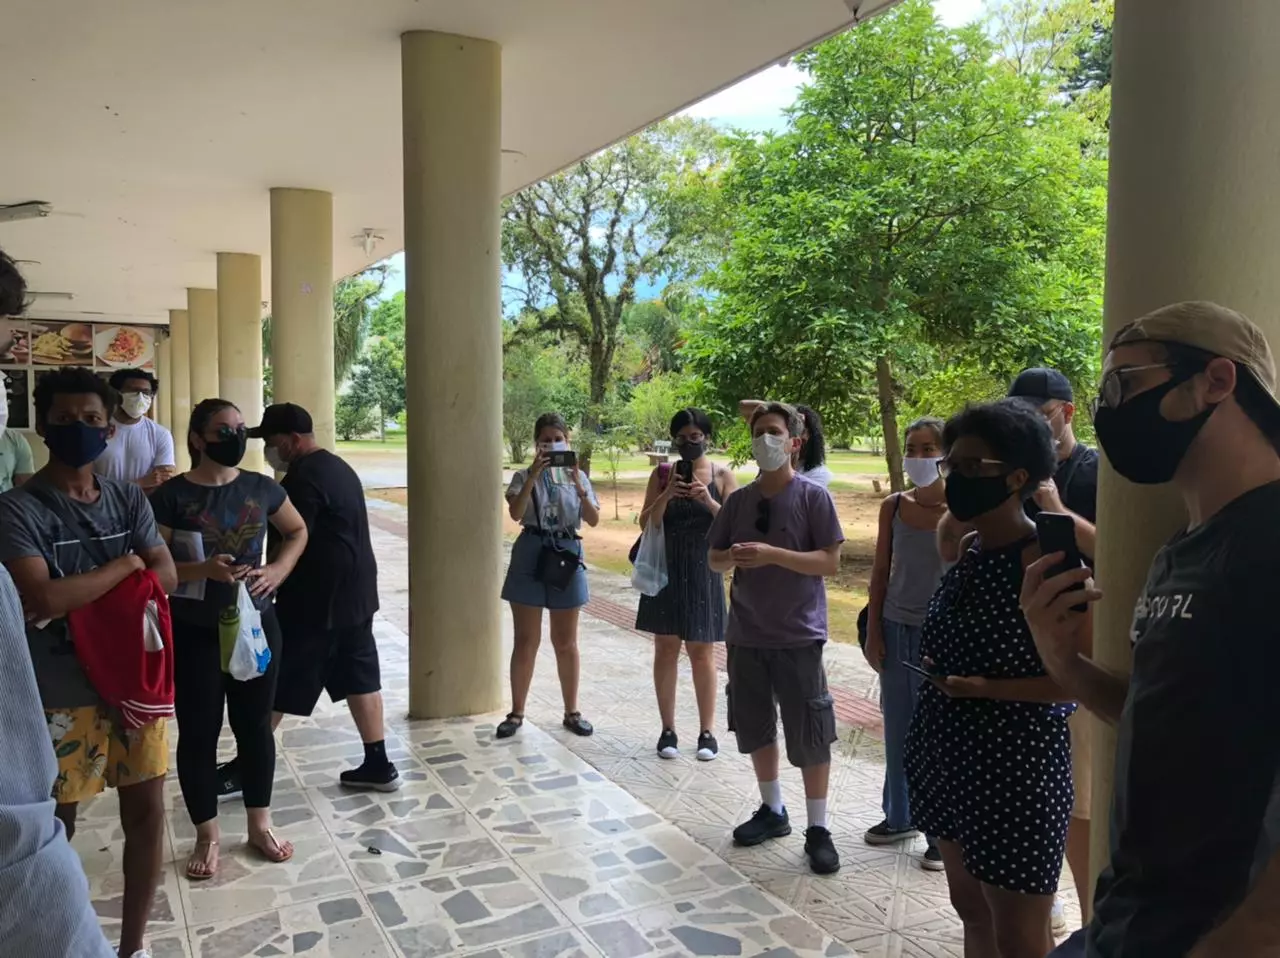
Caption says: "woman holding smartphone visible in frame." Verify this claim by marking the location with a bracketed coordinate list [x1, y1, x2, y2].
[150, 398, 308, 881]
[498, 412, 599, 740]
[862, 417, 948, 870]
[903, 399, 1075, 958]
[635, 408, 736, 761]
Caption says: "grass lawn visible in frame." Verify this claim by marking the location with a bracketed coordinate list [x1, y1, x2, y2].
[367, 471, 884, 646]
[338, 433, 407, 452]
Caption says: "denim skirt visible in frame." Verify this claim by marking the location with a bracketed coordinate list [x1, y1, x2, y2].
[501, 528, 589, 610]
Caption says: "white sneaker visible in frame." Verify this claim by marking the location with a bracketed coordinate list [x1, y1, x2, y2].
[130, 951, 152, 958]
[1051, 897, 1068, 934]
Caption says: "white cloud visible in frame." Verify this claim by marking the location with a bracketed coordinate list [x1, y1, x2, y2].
[933, 0, 984, 27]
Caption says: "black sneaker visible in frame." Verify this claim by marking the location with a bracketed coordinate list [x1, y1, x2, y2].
[340, 760, 402, 792]
[863, 819, 921, 845]
[732, 804, 791, 847]
[695, 731, 719, 762]
[921, 844, 945, 872]
[216, 759, 242, 802]
[657, 729, 679, 759]
[804, 826, 841, 875]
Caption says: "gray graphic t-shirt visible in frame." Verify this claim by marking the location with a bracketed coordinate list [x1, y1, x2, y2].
[0, 475, 163, 708]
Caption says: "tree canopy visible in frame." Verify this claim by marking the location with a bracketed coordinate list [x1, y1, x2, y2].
[501, 116, 727, 471]
[686, 0, 1107, 488]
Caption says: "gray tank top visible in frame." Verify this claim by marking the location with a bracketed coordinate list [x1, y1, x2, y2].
[882, 503, 945, 627]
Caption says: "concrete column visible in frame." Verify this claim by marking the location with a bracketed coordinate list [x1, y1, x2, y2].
[155, 335, 172, 429]
[270, 188, 335, 450]
[216, 252, 265, 473]
[187, 288, 219, 406]
[402, 31, 503, 718]
[1092, 0, 1280, 890]
[168, 308, 193, 471]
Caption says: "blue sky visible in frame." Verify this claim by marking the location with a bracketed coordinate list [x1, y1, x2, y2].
[380, 0, 984, 304]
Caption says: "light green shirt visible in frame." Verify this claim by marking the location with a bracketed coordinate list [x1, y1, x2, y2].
[0, 431, 34, 493]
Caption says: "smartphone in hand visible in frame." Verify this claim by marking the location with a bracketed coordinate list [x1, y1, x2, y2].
[675, 459, 694, 483]
[548, 450, 576, 469]
[1035, 512, 1088, 612]
[902, 660, 948, 681]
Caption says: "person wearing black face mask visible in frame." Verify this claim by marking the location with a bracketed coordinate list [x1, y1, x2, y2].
[148, 399, 308, 881]
[0, 366, 179, 958]
[903, 399, 1076, 958]
[636, 407, 737, 761]
[1023, 302, 1280, 958]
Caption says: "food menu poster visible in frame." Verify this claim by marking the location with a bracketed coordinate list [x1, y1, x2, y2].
[0, 321, 160, 430]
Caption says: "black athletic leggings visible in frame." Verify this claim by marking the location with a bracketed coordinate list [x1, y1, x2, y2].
[174, 607, 282, 826]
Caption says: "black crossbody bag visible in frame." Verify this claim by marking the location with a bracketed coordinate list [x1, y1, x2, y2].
[530, 481, 583, 592]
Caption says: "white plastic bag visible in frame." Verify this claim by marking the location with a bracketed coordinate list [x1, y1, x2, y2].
[224, 583, 271, 681]
[630, 523, 668, 597]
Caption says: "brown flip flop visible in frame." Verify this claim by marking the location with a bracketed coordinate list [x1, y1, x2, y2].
[185, 839, 219, 881]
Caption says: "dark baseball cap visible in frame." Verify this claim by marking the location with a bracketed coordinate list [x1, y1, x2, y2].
[1008, 367, 1074, 404]
[248, 402, 313, 438]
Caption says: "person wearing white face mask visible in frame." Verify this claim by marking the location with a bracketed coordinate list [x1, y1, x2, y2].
[862, 417, 949, 871]
[0, 391, 35, 493]
[94, 368, 175, 492]
[709, 402, 845, 875]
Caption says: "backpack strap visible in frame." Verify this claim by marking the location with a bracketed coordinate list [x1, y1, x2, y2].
[657, 461, 672, 488]
[27, 483, 113, 568]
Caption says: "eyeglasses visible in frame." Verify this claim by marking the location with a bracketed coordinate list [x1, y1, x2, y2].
[211, 425, 246, 441]
[755, 497, 771, 535]
[675, 434, 706, 446]
[1091, 363, 1175, 416]
[937, 456, 1008, 479]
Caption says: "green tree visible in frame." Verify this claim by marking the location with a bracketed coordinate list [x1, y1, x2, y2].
[369, 290, 405, 341]
[334, 392, 377, 441]
[501, 337, 589, 463]
[627, 372, 696, 448]
[349, 336, 406, 441]
[502, 116, 727, 472]
[688, 0, 1106, 489]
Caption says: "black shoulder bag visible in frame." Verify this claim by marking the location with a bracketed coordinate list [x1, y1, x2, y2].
[530, 480, 584, 592]
[856, 492, 901, 650]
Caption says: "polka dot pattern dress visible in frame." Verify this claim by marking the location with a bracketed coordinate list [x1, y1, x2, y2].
[904, 537, 1075, 896]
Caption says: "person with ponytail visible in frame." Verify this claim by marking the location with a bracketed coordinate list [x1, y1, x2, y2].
[149, 399, 308, 881]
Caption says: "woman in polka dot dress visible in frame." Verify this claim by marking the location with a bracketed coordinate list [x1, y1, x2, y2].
[904, 399, 1077, 958]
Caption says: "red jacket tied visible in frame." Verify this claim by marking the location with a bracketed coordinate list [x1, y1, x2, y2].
[67, 569, 174, 729]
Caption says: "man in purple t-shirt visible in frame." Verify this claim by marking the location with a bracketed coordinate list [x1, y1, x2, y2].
[709, 402, 845, 875]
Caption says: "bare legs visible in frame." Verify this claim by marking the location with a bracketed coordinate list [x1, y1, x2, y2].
[1065, 815, 1092, 923]
[508, 602, 581, 717]
[937, 839, 1055, 958]
[654, 634, 719, 732]
[346, 692, 386, 744]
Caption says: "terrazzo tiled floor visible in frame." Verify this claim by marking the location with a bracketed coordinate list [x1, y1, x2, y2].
[77, 506, 1081, 957]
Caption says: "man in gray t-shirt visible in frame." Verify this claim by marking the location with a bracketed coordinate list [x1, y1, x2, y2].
[709, 402, 845, 877]
[0, 366, 176, 958]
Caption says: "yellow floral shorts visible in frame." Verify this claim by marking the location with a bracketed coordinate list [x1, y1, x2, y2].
[45, 707, 169, 804]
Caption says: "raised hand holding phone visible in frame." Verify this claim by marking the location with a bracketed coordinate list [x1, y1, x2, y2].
[1034, 512, 1088, 612]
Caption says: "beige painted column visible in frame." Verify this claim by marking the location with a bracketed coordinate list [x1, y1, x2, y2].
[155, 335, 172, 429]
[270, 188, 335, 449]
[168, 308, 193, 471]
[402, 31, 503, 718]
[1091, 0, 1280, 890]
[216, 253, 265, 473]
[187, 288, 219, 406]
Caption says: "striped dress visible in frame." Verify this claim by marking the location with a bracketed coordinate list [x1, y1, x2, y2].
[634, 474, 725, 643]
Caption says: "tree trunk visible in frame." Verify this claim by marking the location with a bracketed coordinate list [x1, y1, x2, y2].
[379, 405, 386, 443]
[613, 478, 620, 521]
[876, 355, 904, 493]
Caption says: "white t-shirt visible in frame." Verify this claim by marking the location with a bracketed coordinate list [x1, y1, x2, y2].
[94, 417, 176, 483]
[801, 463, 833, 488]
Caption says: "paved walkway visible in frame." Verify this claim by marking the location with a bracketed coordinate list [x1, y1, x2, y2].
[78, 499, 1081, 957]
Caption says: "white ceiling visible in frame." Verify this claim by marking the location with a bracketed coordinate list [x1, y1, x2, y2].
[0, 0, 901, 325]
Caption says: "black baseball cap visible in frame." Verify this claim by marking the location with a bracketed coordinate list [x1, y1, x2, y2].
[248, 402, 314, 438]
[1007, 367, 1073, 404]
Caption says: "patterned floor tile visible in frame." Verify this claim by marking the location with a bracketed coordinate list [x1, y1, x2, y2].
[363, 862, 575, 957]
[188, 892, 393, 957]
[580, 884, 855, 957]
[333, 808, 508, 888]
[518, 825, 745, 924]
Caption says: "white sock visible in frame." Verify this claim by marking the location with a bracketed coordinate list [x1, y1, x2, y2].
[759, 780, 784, 814]
[806, 797, 828, 831]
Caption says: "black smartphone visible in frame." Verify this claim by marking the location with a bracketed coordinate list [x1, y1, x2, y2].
[1035, 511, 1087, 612]
[902, 660, 947, 681]
[675, 459, 694, 483]
[548, 450, 576, 469]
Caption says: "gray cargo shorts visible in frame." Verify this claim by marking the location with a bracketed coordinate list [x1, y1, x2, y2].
[727, 641, 837, 768]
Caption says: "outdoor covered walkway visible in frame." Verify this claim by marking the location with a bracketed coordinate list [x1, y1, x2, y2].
[77, 504, 1082, 957]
